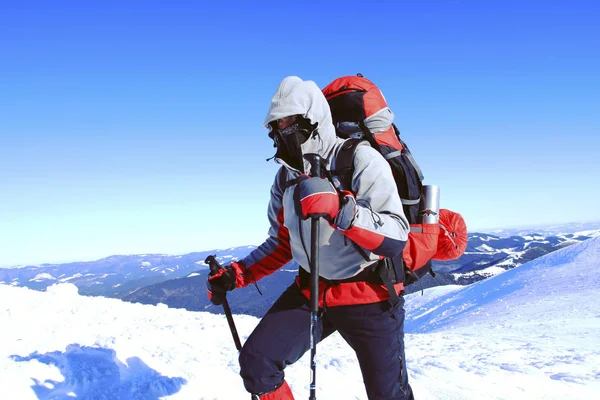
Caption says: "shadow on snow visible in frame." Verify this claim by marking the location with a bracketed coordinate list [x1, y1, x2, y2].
[11, 344, 187, 399]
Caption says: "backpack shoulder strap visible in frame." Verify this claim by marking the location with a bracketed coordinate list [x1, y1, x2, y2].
[330, 138, 365, 191]
[330, 138, 379, 265]
[392, 124, 425, 182]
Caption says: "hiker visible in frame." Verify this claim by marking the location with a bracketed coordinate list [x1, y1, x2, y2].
[207, 76, 414, 400]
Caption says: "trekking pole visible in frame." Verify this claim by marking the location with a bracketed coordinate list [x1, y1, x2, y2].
[304, 153, 323, 400]
[205, 255, 242, 351]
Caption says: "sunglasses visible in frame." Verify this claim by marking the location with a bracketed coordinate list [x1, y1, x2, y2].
[269, 117, 311, 138]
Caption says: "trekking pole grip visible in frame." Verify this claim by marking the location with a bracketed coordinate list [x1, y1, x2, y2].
[303, 153, 323, 314]
[304, 153, 323, 178]
[205, 255, 222, 276]
[204, 255, 243, 352]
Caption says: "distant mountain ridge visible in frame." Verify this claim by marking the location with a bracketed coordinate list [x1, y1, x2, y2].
[123, 264, 299, 317]
[442, 229, 599, 284]
[0, 247, 256, 297]
[407, 229, 600, 294]
[2, 228, 599, 316]
[125, 229, 600, 315]
[479, 220, 600, 238]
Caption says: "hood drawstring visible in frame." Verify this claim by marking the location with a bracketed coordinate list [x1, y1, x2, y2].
[315, 129, 324, 154]
[359, 199, 384, 227]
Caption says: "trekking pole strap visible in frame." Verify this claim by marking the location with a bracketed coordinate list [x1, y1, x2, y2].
[222, 298, 242, 351]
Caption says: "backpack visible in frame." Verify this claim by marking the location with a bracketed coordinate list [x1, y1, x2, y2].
[322, 74, 468, 297]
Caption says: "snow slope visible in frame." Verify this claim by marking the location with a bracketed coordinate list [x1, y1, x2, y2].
[404, 236, 600, 399]
[1, 238, 600, 399]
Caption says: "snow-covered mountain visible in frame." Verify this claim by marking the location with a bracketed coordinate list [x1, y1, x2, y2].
[126, 230, 599, 311]
[436, 229, 600, 285]
[2, 237, 599, 399]
[0, 247, 256, 297]
[2, 228, 597, 310]
[480, 220, 600, 238]
[123, 262, 298, 317]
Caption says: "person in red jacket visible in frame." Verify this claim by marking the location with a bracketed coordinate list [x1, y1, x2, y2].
[207, 76, 414, 400]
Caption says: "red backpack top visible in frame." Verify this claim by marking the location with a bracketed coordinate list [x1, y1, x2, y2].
[322, 74, 468, 288]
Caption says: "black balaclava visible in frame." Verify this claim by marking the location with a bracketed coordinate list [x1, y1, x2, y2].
[270, 117, 316, 171]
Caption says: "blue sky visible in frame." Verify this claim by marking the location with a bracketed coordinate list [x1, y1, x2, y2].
[1, 0, 599, 266]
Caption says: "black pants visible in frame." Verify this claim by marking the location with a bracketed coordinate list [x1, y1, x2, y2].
[239, 284, 414, 400]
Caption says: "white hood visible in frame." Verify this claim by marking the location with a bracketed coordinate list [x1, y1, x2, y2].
[264, 76, 340, 172]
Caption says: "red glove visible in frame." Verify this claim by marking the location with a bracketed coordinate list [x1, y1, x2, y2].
[206, 261, 245, 305]
[295, 175, 340, 220]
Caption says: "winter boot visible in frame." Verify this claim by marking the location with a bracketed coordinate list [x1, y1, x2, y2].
[251, 380, 294, 400]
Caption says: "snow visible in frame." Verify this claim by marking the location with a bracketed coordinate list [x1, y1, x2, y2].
[452, 265, 507, 280]
[59, 273, 83, 282]
[484, 223, 600, 238]
[474, 244, 496, 252]
[471, 234, 493, 242]
[495, 256, 517, 267]
[29, 273, 56, 282]
[501, 247, 522, 255]
[140, 261, 152, 267]
[573, 229, 600, 238]
[2, 238, 600, 399]
[522, 235, 546, 241]
[186, 273, 200, 278]
[523, 239, 549, 248]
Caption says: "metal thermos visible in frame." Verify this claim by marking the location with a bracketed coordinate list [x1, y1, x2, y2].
[419, 185, 440, 224]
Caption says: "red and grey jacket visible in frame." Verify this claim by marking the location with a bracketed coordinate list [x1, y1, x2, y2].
[235, 76, 410, 307]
